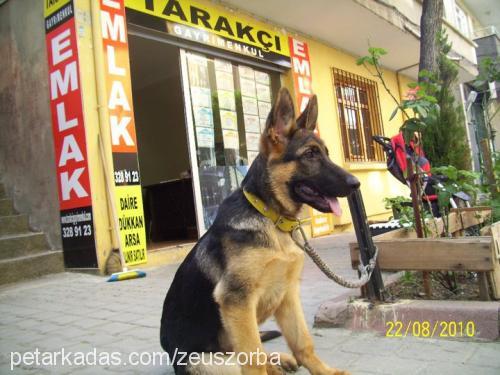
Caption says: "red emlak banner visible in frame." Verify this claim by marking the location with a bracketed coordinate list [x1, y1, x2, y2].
[46, 17, 92, 211]
[288, 37, 314, 114]
[101, 0, 138, 154]
[45, 1, 97, 268]
[288, 37, 334, 237]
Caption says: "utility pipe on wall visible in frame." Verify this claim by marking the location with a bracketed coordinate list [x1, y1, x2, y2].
[89, 0, 120, 251]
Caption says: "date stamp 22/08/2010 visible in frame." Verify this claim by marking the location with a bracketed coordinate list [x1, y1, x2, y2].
[385, 320, 476, 338]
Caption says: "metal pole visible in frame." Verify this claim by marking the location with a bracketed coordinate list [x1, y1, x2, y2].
[347, 189, 385, 301]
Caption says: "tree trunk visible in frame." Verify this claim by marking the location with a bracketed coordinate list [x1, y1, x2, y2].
[419, 0, 444, 80]
[417, 0, 444, 297]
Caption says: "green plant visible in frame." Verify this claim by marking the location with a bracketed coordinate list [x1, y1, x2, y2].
[492, 196, 500, 223]
[432, 165, 480, 203]
[358, 42, 480, 235]
[356, 48, 439, 143]
[483, 152, 500, 223]
[383, 196, 434, 232]
[422, 33, 471, 170]
[489, 152, 500, 222]
[383, 196, 412, 211]
[401, 271, 416, 285]
[431, 165, 481, 235]
[383, 196, 413, 226]
[473, 57, 500, 90]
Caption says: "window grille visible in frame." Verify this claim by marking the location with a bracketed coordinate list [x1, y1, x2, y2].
[332, 68, 385, 162]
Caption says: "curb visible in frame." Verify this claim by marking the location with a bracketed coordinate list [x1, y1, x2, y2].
[314, 272, 500, 341]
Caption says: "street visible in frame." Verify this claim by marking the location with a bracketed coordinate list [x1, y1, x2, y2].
[1, 234, 499, 374]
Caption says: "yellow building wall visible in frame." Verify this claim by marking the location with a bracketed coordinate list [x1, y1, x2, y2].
[74, 0, 422, 272]
[183, 0, 416, 228]
[282, 36, 411, 227]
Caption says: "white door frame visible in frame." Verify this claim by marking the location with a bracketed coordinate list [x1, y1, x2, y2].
[179, 49, 207, 236]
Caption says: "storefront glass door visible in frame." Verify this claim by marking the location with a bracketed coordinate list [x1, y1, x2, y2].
[179, 50, 279, 233]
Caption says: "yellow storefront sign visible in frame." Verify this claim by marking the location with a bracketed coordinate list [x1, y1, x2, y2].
[44, 0, 71, 18]
[115, 185, 147, 266]
[125, 0, 290, 59]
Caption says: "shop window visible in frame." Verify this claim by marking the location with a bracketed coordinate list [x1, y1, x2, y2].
[185, 52, 279, 229]
[332, 68, 385, 162]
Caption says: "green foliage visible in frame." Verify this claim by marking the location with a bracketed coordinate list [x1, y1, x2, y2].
[492, 196, 500, 223]
[401, 271, 416, 285]
[357, 47, 440, 144]
[356, 35, 469, 164]
[422, 33, 471, 170]
[431, 165, 481, 219]
[383, 195, 435, 232]
[383, 196, 412, 210]
[473, 57, 500, 89]
[490, 152, 500, 222]
[356, 47, 387, 67]
[495, 152, 500, 187]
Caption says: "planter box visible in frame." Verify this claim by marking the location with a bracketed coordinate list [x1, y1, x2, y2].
[349, 209, 500, 300]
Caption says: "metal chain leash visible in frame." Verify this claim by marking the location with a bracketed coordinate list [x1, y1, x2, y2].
[292, 225, 379, 288]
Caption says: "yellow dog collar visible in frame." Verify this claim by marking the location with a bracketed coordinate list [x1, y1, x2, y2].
[243, 189, 300, 232]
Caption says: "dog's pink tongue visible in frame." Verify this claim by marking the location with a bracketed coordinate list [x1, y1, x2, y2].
[326, 197, 342, 217]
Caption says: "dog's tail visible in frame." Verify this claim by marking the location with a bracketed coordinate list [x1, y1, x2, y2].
[260, 330, 281, 342]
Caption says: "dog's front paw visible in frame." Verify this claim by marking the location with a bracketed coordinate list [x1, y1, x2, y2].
[266, 363, 285, 375]
[276, 352, 299, 372]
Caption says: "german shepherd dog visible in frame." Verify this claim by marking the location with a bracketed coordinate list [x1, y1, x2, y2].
[160, 88, 359, 375]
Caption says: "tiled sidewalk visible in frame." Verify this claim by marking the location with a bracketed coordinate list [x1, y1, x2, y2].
[1, 233, 499, 374]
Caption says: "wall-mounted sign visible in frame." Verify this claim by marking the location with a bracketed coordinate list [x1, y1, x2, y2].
[44, 0, 97, 268]
[288, 37, 334, 237]
[100, 0, 147, 266]
[125, 0, 291, 67]
[289, 37, 313, 112]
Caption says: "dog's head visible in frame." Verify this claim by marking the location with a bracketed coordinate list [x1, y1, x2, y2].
[261, 88, 360, 217]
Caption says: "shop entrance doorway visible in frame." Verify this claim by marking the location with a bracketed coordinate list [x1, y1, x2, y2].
[129, 31, 282, 248]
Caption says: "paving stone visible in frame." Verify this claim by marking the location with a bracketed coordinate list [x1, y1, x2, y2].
[1, 233, 499, 374]
[45, 314, 81, 326]
[349, 353, 427, 374]
[71, 318, 108, 330]
[82, 309, 124, 321]
[121, 326, 158, 342]
[337, 335, 405, 356]
[106, 312, 145, 325]
[466, 343, 500, 367]
[418, 362, 500, 375]
[397, 339, 476, 362]
[55, 326, 91, 340]
[90, 322, 139, 337]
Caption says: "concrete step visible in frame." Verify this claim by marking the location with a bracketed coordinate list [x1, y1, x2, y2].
[0, 251, 65, 285]
[0, 215, 30, 236]
[0, 232, 48, 260]
[0, 198, 15, 216]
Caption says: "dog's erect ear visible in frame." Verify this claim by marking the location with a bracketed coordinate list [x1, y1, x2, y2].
[296, 95, 318, 131]
[266, 88, 296, 143]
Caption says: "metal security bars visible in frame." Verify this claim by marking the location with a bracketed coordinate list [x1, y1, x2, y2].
[333, 68, 385, 162]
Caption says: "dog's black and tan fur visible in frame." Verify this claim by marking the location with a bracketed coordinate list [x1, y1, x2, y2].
[160, 88, 359, 375]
